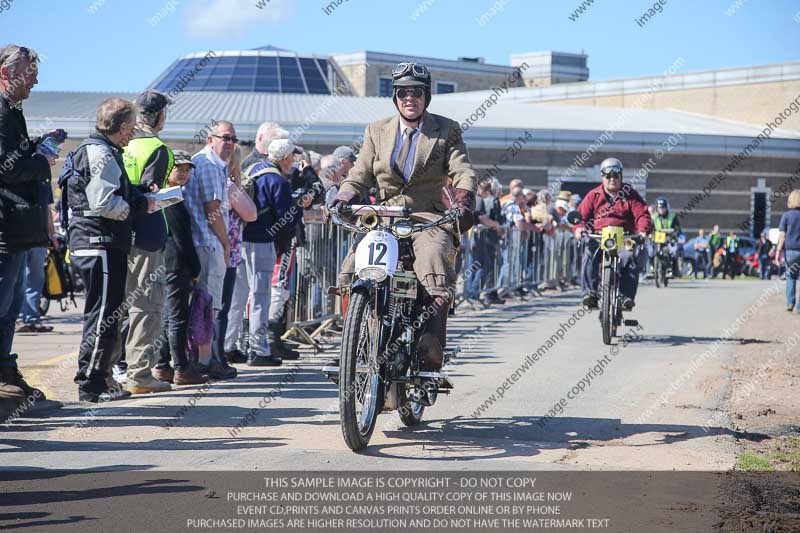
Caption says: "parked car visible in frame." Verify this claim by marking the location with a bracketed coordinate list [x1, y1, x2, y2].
[682, 235, 758, 277]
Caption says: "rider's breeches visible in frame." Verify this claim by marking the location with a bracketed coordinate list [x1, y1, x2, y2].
[580, 239, 639, 300]
[338, 227, 456, 298]
[241, 241, 276, 356]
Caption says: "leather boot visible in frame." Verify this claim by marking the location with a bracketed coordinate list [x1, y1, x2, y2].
[417, 296, 449, 371]
[0, 367, 25, 402]
[7, 367, 46, 400]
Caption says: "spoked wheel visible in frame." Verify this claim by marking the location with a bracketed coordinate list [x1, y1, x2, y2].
[398, 385, 425, 427]
[660, 254, 669, 287]
[339, 289, 384, 452]
[654, 255, 662, 288]
[600, 261, 615, 346]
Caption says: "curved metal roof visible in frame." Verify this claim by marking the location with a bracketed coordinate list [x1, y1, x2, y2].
[148, 49, 349, 96]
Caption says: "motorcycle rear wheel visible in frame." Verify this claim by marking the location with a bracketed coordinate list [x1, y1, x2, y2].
[398, 385, 425, 426]
[339, 289, 384, 452]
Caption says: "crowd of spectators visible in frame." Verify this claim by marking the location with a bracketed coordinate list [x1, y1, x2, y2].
[0, 43, 364, 404]
[2, 43, 798, 409]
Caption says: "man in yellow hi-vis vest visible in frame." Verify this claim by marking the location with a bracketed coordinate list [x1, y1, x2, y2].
[119, 90, 187, 394]
[651, 197, 682, 276]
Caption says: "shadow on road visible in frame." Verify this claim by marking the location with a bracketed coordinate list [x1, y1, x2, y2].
[0, 471, 203, 530]
[636, 335, 772, 347]
[365, 415, 769, 461]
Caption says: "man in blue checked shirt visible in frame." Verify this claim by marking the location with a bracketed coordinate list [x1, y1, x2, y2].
[185, 121, 237, 380]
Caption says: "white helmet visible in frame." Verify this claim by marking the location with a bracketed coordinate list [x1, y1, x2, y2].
[600, 157, 623, 176]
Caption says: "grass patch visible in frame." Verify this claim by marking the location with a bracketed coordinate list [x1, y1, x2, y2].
[736, 452, 775, 471]
[770, 436, 800, 472]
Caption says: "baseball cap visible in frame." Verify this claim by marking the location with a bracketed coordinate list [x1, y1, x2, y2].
[134, 90, 171, 115]
[268, 139, 303, 160]
[555, 199, 570, 211]
[172, 150, 194, 168]
[333, 145, 357, 162]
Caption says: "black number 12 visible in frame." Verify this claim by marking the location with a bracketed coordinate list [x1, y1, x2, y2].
[368, 242, 388, 266]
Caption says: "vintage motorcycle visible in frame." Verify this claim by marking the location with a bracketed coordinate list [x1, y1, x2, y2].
[322, 203, 460, 451]
[569, 211, 642, 345]
[652, 227, 677, 288]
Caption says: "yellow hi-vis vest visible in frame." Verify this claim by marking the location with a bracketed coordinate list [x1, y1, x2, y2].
[653, 213, 675, 231]
[123, 136, 174, 187]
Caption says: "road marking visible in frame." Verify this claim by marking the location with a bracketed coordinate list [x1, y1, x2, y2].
[21, 352, 76, 400]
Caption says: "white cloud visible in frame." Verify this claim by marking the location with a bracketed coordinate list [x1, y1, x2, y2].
[185, 0, 292, 39]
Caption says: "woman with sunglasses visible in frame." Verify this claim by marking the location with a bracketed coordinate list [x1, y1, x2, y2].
[328, 62, 477, 371]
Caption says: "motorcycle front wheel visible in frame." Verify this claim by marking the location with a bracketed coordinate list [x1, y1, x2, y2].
[654, 255, 662, 288]
[600, 261, 614, 346]
[339, 289, 385, 452]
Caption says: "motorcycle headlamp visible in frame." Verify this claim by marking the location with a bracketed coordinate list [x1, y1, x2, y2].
[603, 237, 618, 251]
[392, 220, 414, 238]
[624, 238, 636, 251]
[357, 267, 387, 283]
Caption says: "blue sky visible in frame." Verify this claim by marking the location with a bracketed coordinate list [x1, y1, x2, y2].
[2, 0, 798, 92]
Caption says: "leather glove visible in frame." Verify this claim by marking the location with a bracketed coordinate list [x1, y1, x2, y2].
[443, 187, 475, 233]
[329, 189, 357, 210]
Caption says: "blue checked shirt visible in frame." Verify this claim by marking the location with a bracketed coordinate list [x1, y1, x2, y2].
[184, 146, 230, 251]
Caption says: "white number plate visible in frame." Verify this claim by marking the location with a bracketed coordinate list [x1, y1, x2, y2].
[355, 230, 399, 278]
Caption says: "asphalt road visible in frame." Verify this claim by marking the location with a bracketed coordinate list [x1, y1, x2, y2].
[2, 278, 779, 472]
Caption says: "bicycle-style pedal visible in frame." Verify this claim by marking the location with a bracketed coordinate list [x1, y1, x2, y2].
[624, 319, 639, 327]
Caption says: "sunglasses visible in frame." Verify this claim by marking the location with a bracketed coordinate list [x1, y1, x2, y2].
[392, 62, 430, 80]
[602, 173, 622, 180]
[395, 87, 425, 99]
[212, 135, 238, 144]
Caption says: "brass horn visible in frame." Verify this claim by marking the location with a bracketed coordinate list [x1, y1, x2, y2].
[360, 212, 380, 229]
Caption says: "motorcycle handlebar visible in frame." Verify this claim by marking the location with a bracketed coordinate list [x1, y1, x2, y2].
[328, 205, 459, 235]
[586, 233, 645, 245]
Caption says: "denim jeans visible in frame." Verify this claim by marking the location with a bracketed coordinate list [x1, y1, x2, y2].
[581, 238, 639, 299]
[0, 251, 25, 367]
[212, 266, 238, 361]
[785, 250, 800, 311]
[14, 247, 47, 325]
[224, 261, 249, 353]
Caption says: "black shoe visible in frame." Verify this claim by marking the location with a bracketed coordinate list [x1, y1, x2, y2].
[247, 354, 283, 367]
[621, 297, 635, 311]
[217, 357, 238, 378]
[199, 360, 237, 380]
[79, 386, 132, 403]
[224, 349, 247, 364]
[582, 294, 598, 309]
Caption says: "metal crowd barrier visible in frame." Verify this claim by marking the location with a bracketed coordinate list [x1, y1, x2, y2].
[283, 209, 581, 347]
[460, 225, 581, 303]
